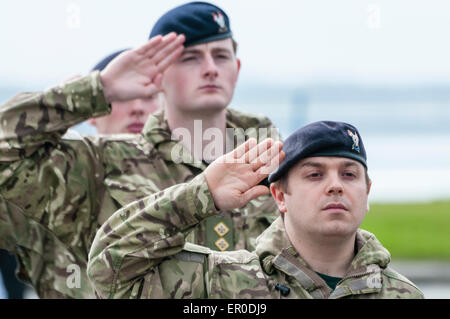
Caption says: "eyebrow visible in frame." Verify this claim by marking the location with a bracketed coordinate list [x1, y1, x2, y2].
[211, 47, 232, 54]
[298, 161, 324, 169]
[341, 161, 361, 170]
[298, 160, 362, 170]
[181, 49, 202, 55]
[182, 47, 232, 55]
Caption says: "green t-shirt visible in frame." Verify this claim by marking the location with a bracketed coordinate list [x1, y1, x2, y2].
[316, 272, 342, 291]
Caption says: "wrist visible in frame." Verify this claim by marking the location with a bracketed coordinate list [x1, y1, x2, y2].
[99, 70, 115, 103]
[203, 168, 222, 211]
[188, 173, 220, 220]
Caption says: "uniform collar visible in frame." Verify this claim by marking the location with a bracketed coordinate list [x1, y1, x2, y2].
[255, 218, 390, 298]
[141, 108, 271, 170]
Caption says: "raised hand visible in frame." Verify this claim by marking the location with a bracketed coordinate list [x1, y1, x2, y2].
[100, 32, 185, 103]
[204, 138, 285, 211]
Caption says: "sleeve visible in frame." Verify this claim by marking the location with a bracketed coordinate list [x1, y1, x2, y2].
[87, 173, 219, 298]
[0, 71, 110, 161]
[0, 72, 110, 250]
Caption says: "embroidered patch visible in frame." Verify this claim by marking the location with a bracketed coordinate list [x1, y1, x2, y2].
[214, 222, 230, 237]
[215, 238, 230, 251]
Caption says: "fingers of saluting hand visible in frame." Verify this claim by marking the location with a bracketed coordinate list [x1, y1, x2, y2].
[152, 34, 185, 67]
[135, 32, 181, 57]
[156, 43, 184, 72]
[134, 33, 185, 70]
[135, 34, 164, 55]
[250, 140, 283, 175]
[255, 143, 285, 177]
[225, 138, 279, 169]
[224, 138, 257, 162]
[245, 138, 274, 165]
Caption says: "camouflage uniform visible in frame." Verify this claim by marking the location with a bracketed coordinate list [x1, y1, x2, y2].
[0, 72, 279, 298]
[88, 174, 424, 299]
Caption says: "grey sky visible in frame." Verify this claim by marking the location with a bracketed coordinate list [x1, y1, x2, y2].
[1, 0, 450, 88]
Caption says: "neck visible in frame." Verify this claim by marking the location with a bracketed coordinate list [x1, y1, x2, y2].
[285, 224, 356, 278]
[166, 106, 228, 162]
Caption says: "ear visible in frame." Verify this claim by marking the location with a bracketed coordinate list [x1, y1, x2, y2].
[231, 58, 241, 87]
[270, 183, 287, 214]
[366, 181, 372, 212]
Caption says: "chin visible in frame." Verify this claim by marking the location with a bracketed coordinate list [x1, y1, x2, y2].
[192, 101, 229, 113]
[320, 222, 356, 238]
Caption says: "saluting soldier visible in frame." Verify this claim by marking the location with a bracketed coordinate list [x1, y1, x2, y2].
[87, 49, 163, 135]
[88, 121, 424, 299]
[0, 2, 280, 298]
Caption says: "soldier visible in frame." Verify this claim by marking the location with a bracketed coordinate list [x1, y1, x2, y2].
[0, 2, 279, 298]
[88, 121, 424, 299]
[88, 50, 162, 134]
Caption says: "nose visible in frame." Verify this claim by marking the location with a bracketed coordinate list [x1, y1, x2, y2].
[325, 173, 344, 196]
[202, 54, 219, 79]
[129, 99, 145, 117]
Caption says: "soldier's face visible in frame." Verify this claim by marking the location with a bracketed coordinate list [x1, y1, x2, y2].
[161, 38, 240, 113]
[271, 157, 371, 241]
[89, 95, 162, 134]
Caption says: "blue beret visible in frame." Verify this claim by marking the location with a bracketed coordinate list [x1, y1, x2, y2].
[268, 121, 367, 183]
[149, 1, 232, 47]
[91, 49, 130, 71]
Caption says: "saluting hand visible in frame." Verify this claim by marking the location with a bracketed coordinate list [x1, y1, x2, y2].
[204, 138, 285, 211]
[100, 32, 185, 103]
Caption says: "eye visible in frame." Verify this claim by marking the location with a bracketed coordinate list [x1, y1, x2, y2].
[215, 53, 230, 60]
[342, 171, 357, 179]
[181, 56, 197, 62]
[307, 172, 323, 179]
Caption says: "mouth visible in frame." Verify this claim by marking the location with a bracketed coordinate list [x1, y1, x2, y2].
[126, 123, 144, 133]
[198, 84, 221, 91]
[322, 202, 348, 213]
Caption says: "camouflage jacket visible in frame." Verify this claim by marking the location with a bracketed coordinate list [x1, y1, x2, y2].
[88, 173, 424, 299]
[0, 72, 279, 298]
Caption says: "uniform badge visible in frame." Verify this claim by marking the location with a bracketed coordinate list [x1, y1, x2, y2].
[347, 130, 360, 153]
[214, 222, 230, 237]
[212, 12, 228, 33]
[215, 238, 230, 251]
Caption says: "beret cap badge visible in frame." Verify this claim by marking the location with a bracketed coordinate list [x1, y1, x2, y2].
[347, 130, 360, 153]
[212, 11, 228, 33]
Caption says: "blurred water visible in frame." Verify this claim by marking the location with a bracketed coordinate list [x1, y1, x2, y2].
[419, 283, 450, 299]
[230, 89, 450, 203]
[1, 85, 450, 203]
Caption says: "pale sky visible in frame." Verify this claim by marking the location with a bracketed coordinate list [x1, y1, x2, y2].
[1, 0, 450, 88]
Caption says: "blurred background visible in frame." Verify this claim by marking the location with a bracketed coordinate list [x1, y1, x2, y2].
[0, 0, 449, 298]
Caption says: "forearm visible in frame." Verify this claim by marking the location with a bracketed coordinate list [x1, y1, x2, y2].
[0, 71, 110, 161]
[87, 173, 218, 298]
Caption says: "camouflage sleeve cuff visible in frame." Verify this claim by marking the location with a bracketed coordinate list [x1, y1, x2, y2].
[43, 70, 111, 119]
[184, 173, 219, 224]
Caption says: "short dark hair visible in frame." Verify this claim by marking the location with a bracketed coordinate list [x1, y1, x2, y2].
[231, 38, 238, 54]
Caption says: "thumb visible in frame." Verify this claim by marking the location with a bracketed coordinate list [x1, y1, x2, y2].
[242, 185, 270, 204]
[143, 83, 162, 98]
